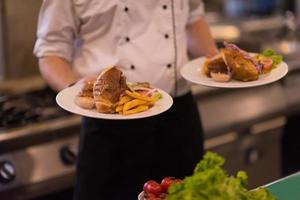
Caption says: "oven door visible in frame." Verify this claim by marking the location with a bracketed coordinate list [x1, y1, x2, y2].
[0, 127, 79, 200]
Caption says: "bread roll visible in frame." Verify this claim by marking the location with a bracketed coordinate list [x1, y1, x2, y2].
[75, 96, 95, 109]
[75, 79, 95, 109]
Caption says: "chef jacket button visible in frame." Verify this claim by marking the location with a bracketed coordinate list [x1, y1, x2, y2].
[164, 34, 169, 39]
[163, 5, 168, 10]
[124, 7, 129, 12]
[125, 37, 130, 42]
[167, 64, 172, 68]
[130, 65, 135, 70]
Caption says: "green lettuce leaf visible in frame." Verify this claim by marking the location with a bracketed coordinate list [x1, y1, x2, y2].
[166, 152, 276, 200]
[153, 91, 163, 99]
[261, 49, 283, 68]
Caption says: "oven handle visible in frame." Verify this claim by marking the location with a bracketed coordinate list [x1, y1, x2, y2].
[204, 116, 286, 149]
[0, 116, 81, 142]
[204, 131, 238, 149]
[250, 116, 286, 135]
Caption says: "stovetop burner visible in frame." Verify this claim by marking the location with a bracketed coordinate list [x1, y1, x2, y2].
[0, 87, 71, 132]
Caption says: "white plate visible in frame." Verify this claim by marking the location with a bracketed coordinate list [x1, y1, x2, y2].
[138, 192, 144, 200]
[181, 57, 288, 88]
[56, 84, 173, 120]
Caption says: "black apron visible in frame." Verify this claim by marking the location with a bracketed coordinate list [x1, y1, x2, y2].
[74, 92, 203, 200]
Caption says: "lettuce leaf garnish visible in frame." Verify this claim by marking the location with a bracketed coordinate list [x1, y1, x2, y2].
[153, 91, 163, 99]
[261, 49, 283, 68]
[167, 152, 276, 200]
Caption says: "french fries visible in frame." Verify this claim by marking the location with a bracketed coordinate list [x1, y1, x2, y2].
[123, 105, 149, 115]
[125, 90, 157, 102]
[115, 105, 123, 112]
[116, 90, 159, 115]
[123, 99, 147, 112]
[118, 95, 133, 106]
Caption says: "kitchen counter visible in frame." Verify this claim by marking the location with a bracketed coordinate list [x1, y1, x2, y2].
[192, 82, 288, 138]
[190, 72, 300, 187]
[0, 76, 46, 94]
[2, 74, 300, 141]
[138, 172, 300, 200]
[266, 172, 300, 200]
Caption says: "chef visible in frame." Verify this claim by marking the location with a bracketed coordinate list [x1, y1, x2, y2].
[34, 1, 218, 200]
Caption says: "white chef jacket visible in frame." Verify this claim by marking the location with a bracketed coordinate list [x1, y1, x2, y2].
[34, 0, 204, 97]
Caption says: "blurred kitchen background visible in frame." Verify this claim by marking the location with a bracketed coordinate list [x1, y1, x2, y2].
[1, 0, 300, 199]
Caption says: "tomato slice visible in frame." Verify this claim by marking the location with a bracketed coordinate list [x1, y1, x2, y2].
[137, 90, 149, 96]
[261, 58, 273, 72]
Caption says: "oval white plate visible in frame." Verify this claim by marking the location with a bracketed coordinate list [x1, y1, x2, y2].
[181, 57, 288, 88]
[56, 84, 173, 120]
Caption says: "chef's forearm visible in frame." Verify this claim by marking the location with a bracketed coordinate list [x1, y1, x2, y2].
[186, 17, 218, 58]
[39, 56, 78, 92]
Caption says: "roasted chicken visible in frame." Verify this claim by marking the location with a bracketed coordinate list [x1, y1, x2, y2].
[203, 42, 263, 82]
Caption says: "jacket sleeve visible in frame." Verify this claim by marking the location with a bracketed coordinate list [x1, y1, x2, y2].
[188, 0, 205, 25]
[33, 0, 79, 62]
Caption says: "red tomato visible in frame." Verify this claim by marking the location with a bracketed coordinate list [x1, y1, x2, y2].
[144, 192, 156, 199]
[143, 180, 162, 196]
[261, 58, 273, 72]
[148, 198, 162, 200]
[160, 177, 175, 193]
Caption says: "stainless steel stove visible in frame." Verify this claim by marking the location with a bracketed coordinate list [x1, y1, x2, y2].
[0, 88, 70, 130]
[0, 87, 81, 200]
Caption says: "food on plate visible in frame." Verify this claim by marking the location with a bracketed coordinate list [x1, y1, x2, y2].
[144, 180, 163, 197]
[75, 79, 95, 109]
[210, 71, 231, 82]
[141, 152, 276, 200]
[142, 177, 182, 200]
[75, 66, 162, 115]
[254, 49, 283, 73]
[221, 43, 260, 81]
[203, 54, 231, 82]
[203, 54, 228, 76]
[160, 177, 180, 193]
[116, 83, 161, 115]
[203, 42, 283, 82]
[93, 66, 127, 113]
